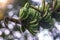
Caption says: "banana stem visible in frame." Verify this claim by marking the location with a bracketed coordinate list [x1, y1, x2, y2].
[29, 5, 43, 13]
[5, 16, 21, 24]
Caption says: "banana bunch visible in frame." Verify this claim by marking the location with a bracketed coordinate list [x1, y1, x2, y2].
[27, 8, 40, 35]
[19, 0, 60, 35]
[44, 4, 53, 24]
[39, 1, 53, 28]
[19, 3, 41, 35]
[19, 3, 30, 32]
[51, 0, 60, 22]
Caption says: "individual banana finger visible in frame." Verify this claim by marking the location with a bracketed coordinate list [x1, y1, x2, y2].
[44, 13, 51, 20]
[29, 8, 36, 18]
[29, 23, 39, 27]
[29, 19, 37, 24]
[28, 23, 39, 35]
[22, 12, 29, 20]
[19, 8, 24, 17]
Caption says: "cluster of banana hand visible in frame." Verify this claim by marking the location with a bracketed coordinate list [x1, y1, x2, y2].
[39, 1, 53, 28]
[19, 0, 60, 35]
[28, 8, 41, 34]
[39, 0, 60, 28]
[52, 0, 60, 22]
[19, 2, 52, 34]
[19, 3, 41, 35]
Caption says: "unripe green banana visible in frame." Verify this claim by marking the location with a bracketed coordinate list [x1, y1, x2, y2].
[29, 22, 38, 27]
[28, 23, 39, 35]
[44, 13, 51, 20]
[22, 13, 29, 20]
[43, 3, 49, 18]
[19, 8, 24, 19]
[29, 19, 37, 24]
[55, 4, 60, 10]
[28, 8, 36, 18]
[19, 3, 29, 20]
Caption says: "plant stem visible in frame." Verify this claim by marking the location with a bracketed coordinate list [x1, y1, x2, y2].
[29, 5, 43, 13]
[5, 16, 21, 24]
